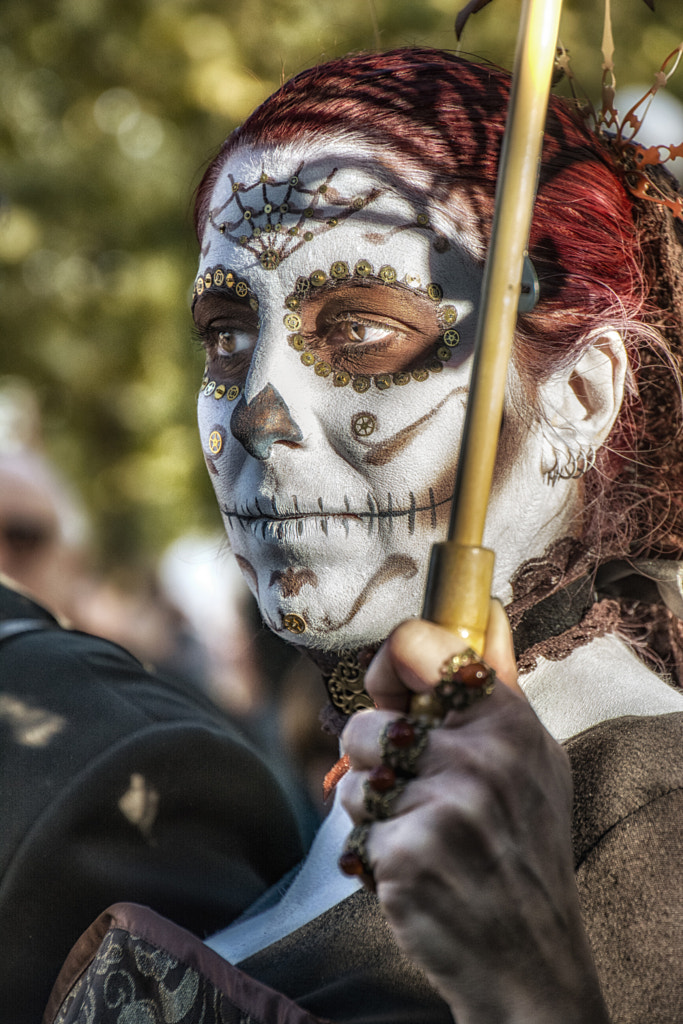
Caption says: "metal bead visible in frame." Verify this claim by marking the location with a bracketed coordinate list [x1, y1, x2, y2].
[412, 368, 429, 382]
[379, 265, 397, 283]
[441, 305, 458, 324]
[436, 346, 452, 361]
[314, 361, 332, 377]
[352, 375, 371, 393]
[283, 613, 306, 634]
[416, 213, 429, 226]
[260, 250, 280, 270]
[427, 283, 443, 301]
[330, 261, 349, 279]
[375, 373, 392, 390]
[213, 268, 225, 286]
[235, 282, 248, 298]
[289, 334, 306, 351]
[227, 385, 240, 401]
[310, 269, 327, 287]
[284, 313, 302, 331]
[304, 231, 314, 241]
[214, 384, 227, 399]
[333, 370, 351, 387]
[285, 295, 300, 310]
[301, 352, 315, 366]
[354, 260, 372, 277]
[352, 413, 376, 437]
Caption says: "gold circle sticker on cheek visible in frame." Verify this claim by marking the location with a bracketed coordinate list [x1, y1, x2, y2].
[208, 430, 223, 455]
[283, 613, 306, 634]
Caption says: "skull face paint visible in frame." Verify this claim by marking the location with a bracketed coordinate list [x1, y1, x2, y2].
[195, 140, 485, 651]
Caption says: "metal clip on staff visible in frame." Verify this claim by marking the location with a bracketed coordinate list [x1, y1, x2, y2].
[422, 0, 563, 654]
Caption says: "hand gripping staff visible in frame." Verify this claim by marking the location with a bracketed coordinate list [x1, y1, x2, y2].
[422, 0, 564, 654]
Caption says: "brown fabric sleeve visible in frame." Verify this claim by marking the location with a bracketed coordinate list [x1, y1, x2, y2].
[44, 902, 331, 1024]
[575, 790, 683, 1024]
[566, 713, 683, 1024]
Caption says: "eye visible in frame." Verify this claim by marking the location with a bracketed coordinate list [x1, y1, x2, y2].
[328, 314, 403, 348]
[195, 322, 257, 358]
[339, 319, 395, 344]
[215, 328, 255, 355]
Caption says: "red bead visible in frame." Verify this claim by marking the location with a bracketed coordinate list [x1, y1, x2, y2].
[385, 719, 415, 748]
[368, 765, 397, 792]
[339, 851, 366, 877]
[454, 662, 489, 688]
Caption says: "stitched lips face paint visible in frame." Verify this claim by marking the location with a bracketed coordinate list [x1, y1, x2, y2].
[194, 139, 484, 651]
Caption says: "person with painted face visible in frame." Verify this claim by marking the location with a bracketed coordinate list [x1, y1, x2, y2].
[46, 50, 683, 1024]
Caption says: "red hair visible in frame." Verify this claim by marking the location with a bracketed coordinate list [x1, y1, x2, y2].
[194, 49, 683, 565]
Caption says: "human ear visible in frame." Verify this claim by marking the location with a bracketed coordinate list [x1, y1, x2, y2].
[537, 330, 627, 480]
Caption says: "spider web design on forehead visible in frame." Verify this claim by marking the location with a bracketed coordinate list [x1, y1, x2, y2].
[206, 163, 384, 269]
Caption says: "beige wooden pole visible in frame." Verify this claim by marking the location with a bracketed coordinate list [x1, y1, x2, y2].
[422, 0, 563, 653]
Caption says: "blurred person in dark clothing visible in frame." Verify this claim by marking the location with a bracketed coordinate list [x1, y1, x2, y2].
[0, 573, 307, 1024]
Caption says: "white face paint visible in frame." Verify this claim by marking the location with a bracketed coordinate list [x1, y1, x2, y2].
[194, 139, 535, 651]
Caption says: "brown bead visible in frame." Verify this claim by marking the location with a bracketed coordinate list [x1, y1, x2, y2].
[368, 764, 397, 793]
[338, 851, 366, 877]
[454, 662, 490, 688]
[385, 719, 415, 748]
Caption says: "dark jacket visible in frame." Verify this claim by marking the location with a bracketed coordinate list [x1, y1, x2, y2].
[0, 581, 306, 1024]
[43, 711, 683, 1024]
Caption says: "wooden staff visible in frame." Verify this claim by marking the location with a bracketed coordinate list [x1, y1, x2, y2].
[422, 0, 564, 653]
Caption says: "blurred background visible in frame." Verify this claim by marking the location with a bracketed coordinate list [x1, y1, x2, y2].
[0, 0, 680, 810]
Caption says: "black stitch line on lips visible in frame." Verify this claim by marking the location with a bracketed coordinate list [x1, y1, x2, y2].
[219, 491, 452, 528]
[408, 492, 416, 535]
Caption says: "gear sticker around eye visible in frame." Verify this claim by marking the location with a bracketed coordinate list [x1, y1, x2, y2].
[208, 428, 225, 456]
[352, 413, 377, 437]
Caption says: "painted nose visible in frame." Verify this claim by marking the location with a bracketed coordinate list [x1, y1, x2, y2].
[230, 384, 304, 460]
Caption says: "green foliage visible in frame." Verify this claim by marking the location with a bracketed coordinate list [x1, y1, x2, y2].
[0, 0, 680, 566]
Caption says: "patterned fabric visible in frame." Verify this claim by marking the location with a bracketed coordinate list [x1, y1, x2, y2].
[45, 904, 327, 1024]
[54, 929, 239, 1023]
